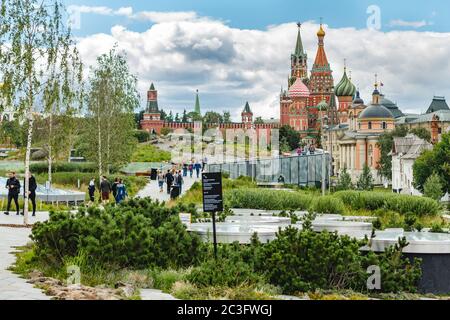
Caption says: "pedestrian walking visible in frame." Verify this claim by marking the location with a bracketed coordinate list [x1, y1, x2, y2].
[88, 178, 96, 205]
[188, 162, 194, 178]
[111, 177, 119, 200]
[194, 161, 201, 178]
[183, 163, 188, 177]
[177, 170, 184, 194]
[157, 170, 165, 192]
[100, 176, 111, 205]
[115, 179, 128, 204]
[165, 170, 174, 195]
[4, 172, 20, 216]
[22, 172, 37, 217]
[202, 157, 208, 172]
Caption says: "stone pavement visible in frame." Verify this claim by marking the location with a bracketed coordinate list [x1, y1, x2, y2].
[0, 211, 50, 226]
[136, 175, 200, 202]
[140, 289, 177, 300]
[0, 227, 50, 300]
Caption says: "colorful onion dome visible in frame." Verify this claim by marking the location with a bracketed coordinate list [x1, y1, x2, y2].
[317, 100, 329, 110]
[335, 69, 356, 97]
[288, 78, 310, 98]
[317, 24, 326, 37]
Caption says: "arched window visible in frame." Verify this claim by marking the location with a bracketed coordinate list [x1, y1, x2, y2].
[382, 122, 387, 129]
[368, 121, 372, 130]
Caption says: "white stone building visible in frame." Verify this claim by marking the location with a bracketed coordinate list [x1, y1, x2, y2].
[391, 134, 433, 195]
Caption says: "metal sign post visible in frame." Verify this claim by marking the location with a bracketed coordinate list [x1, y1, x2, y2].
[202, 172, 223, 260]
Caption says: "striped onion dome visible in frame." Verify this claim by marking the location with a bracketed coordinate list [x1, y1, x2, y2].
[335, 69, 356, 97]
[288, 78, 310, 98]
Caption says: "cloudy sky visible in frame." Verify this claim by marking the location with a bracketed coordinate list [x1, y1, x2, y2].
[66, 0, 450, 120]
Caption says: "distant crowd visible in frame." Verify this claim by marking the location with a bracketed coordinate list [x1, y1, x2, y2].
[88, 176, 128, 206]
[158, 158, 205, 200]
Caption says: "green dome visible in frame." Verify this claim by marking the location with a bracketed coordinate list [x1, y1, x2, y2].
[317, 100, 329, 110]
[335, 69, 356, 97]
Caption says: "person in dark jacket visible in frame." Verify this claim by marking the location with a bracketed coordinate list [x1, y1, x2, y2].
[165, 170, 174, 195]
[21, 172, 37, 216]
[88, 178, 96, 205]
[100, 176, 111, 205]
[4, 172, 20, 216]
[111, 177, 119, 200]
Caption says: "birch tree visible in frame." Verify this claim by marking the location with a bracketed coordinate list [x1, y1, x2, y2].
[85, 48, 139, 181]
[0, 0, 83, 224]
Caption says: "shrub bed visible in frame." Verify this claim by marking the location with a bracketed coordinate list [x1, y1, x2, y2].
[31, 198, 206, 269]
[309, 196, 345, 215]
[30, 162, 119, 174]
[334, 191, 440, 216]
[225, 188, 313, 211]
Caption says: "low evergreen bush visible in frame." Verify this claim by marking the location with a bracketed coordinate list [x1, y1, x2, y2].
[31, 198, 206, 270]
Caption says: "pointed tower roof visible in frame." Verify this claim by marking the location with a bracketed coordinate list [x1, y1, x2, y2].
[312, 23, 331, 71]
[242, 101, 252, 114]
[335, 66, 356, 97]
[150, 83, 155, 90]
[294, 22, 305, 57]
[194, 89, 201, 115]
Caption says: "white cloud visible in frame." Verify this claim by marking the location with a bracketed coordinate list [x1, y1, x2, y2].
[389, 19, 430, 28]
[75, 13, 450, 120]
[67, 5, 132, 17]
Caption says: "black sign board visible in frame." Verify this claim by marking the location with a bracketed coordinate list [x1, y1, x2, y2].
[202, 172, 223, 213]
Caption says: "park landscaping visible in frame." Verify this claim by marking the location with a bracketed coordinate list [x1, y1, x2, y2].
[12, 197, 434, 300]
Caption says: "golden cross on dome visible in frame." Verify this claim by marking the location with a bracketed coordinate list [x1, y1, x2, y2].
[297, 22, 301, 28]
[374, 74, 379, 88]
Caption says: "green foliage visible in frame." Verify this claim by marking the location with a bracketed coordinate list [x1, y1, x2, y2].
[30, 162, 110, 174]
[131, 144, 171, 163]
[148, 269, 189, 293]
[160, 127, 173, 136]
[423, 173, 444, 201]
[357, 164, 374, 191]
[31, 198, 206, 269]
[409, 128, 432, 143]
[0, 119, 27, 147]
[187, 258, 263, 288]
[335, 191, 441, 216]
[255, 227, 421, 294]
[133, 130, 152, 143]
[414, 132, 450, 192]
[280, 125, 301, 151]
[82, 47, 140, 174]
[336, 167, 353, 191]
[309, 196, 345, 214]
[226, 188, 313, 211]
[376, 125, 409, 179]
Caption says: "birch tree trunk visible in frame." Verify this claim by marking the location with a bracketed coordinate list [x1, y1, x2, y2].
[97, 98, 103, 184]
[23, 84, 34, 224]
[48, 112, 53, 186]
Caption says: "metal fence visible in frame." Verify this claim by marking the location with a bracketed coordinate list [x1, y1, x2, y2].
[206, 153, 331, 187]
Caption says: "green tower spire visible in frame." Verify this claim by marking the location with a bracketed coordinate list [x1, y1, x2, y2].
[194, 89, 201, 115]
[294, 22, 304, 57]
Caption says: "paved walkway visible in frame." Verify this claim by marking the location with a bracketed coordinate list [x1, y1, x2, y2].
[136, 175, 200, 202]
[140, 289, 177, 300]
[0, 226, 50, 300]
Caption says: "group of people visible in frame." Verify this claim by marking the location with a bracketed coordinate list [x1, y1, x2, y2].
[156, 159, 204, 199]
[88, 176, 128, 205]
[3, 171, 37, 217]
[296, 144, 316, 156]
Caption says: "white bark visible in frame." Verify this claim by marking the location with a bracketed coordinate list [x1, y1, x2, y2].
[48, 112, 53, 186]
[23, 109, 34, 225]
